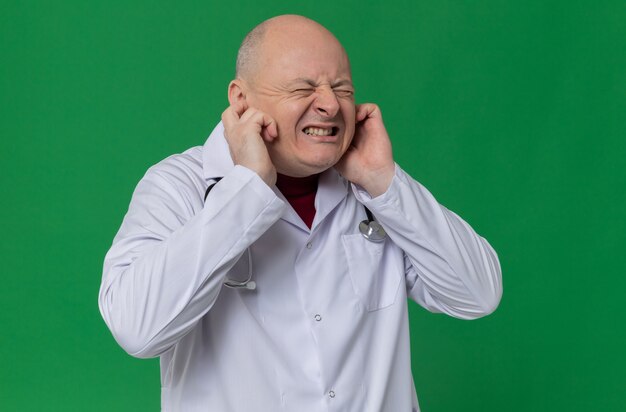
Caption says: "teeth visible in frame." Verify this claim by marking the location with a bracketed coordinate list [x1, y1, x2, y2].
[303, 127, 333, 136]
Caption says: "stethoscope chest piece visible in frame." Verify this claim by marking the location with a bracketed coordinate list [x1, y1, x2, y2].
[224, 278, 256, 290]
[359, 219, 387, 243]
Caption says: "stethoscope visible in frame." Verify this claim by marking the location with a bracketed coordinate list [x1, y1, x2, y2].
[204, 177, 387, 290]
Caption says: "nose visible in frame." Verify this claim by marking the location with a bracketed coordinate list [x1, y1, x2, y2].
[313, 87, 340, 118]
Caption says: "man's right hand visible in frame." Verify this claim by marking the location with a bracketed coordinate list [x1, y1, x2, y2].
[221, 101, 278, 186]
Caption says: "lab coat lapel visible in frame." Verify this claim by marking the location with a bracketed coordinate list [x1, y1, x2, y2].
[312, 168, 349, 229]
[271, 187, 310, 231]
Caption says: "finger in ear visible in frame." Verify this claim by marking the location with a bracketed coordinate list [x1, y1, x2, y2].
[356, 104, 371, 123]
[262, 120, 278, 142]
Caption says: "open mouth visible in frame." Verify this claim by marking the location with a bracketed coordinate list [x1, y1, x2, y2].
[302, 126, 339, 137]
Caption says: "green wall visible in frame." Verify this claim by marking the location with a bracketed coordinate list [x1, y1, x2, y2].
[1, 1, 624, 410]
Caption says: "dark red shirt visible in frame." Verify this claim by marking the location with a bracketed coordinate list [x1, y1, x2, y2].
[275, 173, 319, 228]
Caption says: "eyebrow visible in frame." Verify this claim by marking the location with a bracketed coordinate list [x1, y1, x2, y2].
[288, 78, 354, 88]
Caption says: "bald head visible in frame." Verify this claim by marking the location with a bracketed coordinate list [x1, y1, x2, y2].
[235, 15, 348, 83]
[235, 19, 269, 81]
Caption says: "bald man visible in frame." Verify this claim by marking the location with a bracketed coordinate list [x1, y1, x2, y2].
[100, 15, 502, 411]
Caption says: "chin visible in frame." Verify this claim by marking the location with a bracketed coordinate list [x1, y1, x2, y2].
[271, 139, 346, 176]
[277, 156, 339, 177]
[305, 158, 342, 174]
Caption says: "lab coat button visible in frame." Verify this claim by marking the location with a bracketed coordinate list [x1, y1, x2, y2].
[314, 314, 322, 321]
[306, 242, 312, 249]
[328, 390, 335, 398]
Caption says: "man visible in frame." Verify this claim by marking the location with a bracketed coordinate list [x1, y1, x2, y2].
[99, 15, 502, 412]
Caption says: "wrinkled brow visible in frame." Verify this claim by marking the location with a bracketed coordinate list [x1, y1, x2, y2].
[288, 78, 354, 88]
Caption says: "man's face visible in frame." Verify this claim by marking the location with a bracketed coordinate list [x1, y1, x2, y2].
[244, 28, 356, 177]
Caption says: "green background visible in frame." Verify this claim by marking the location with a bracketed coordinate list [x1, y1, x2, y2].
[1, 1, 625, 410]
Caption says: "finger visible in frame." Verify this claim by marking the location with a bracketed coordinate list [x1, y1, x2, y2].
[221, 101, 248, 129]
[355, 104, 370, 123]
[221, 106, 237, 130]
[239, 106, 258, 122]
[356, 103, 378, 123]
[263, 114, 278, 140]
[231, 100, 249, 118]
[261, 117, 278, 142]
[248, 111, 277, 141]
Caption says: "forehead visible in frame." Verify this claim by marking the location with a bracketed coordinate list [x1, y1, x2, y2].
[256, 30, 352, 84]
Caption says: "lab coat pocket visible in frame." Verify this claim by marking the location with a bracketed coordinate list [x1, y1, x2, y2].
[342, 234, 402, 311]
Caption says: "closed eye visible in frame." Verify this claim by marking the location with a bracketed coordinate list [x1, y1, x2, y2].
[293, 88, 315, 95]
[333, 89, 354, 98]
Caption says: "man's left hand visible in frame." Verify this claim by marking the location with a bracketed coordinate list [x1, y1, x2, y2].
[335, 103, 395, 197]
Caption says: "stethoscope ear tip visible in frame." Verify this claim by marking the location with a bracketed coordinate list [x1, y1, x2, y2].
[246, 281, 257, 290]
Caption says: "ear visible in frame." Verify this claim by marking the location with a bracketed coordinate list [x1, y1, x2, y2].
[228, 80, 247, 106]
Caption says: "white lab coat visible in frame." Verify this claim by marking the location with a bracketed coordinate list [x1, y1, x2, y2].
[99, 122, 502, 412]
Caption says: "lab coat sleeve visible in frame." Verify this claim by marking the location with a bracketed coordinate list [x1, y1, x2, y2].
[99, 159, 286, 358]
[352, 165, 502, 319]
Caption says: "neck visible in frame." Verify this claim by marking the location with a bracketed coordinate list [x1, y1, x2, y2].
[275, 173, 319, 196]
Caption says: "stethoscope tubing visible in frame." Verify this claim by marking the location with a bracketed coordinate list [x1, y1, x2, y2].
[203, 176, 386, 289]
